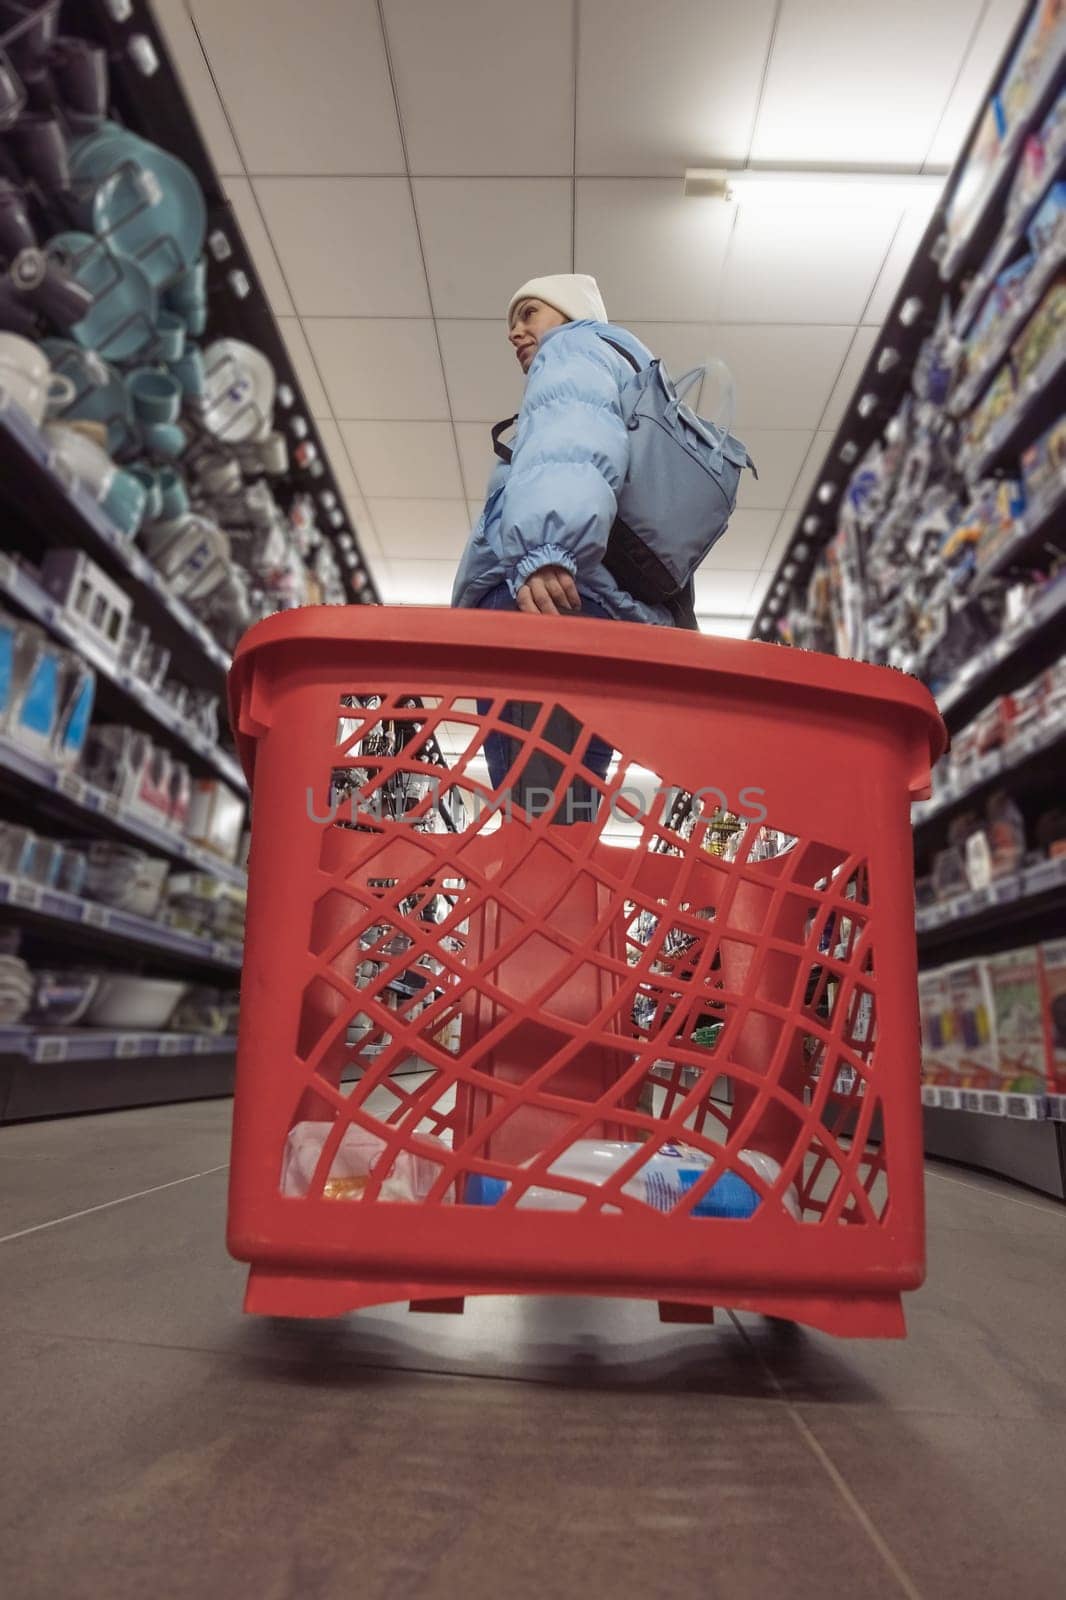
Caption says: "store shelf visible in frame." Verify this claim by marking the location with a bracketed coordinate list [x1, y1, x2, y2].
[940, 37, 1066, 285]
[0, 551, 245, 795]
[0, 399, 232, 683]
[0, 873, 242, 971]
[0, 1025, 236, 1065]
[962, 341, 1066, 482]
[933, 568, 1066, 723]
[913, 708, 1066, 830]
[971, 470, 1066, 591]
[915, 854, 1066, 941]
[952, 144, 1066, 340]
[949, 235, 1066, 418]
[921, 1083, 1047, 1120]
[0, 732, 247, 889]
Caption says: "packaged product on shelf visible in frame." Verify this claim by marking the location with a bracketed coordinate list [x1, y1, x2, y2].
[53, 651, 96, 771]
[963, 363, 1016, 456]
[1028, 180, 1066, 256]
[942, 959, 998, 1088]
[0, 822, 36, 877]
[280, 1121, 454, 1204]
[946, 98, 1007, 247]
[169, 760, 191, 833]
[986, 791, 1028, 876]
[6, 621, 65, 753]
[187, 778, 245, 862]
[40, 549, 131, 660]
[1011, 276, 1066, 386]
[1040, 938, 1066, 1092]
[86, 841, 169, 917]
[1020, 417, 1066, 501]
[932, 842, 971, 901]
[987, 946, 1052, 1093]
[130, 742, 176, 827]
[919, 969, 954, 1086]
[999, 0, 1066, 135]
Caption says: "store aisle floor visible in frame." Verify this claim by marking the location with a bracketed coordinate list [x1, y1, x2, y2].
[3, 1100, 1066, 1600]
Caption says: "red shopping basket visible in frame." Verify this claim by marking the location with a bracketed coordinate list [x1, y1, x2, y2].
[227, 607, 946, 1338]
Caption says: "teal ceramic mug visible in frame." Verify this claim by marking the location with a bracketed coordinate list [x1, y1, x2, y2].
[129, 367, 182, 425]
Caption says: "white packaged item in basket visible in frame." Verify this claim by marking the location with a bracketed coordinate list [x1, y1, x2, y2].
[281, 1120, 452, 1203]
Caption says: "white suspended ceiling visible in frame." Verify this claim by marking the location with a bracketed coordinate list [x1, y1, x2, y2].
[152, 0, 1023, 632]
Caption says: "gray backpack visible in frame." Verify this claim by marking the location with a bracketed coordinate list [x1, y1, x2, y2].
[492, 335, 756, 629]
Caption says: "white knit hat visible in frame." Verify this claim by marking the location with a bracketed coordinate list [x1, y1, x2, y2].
[507, 273, 608, 327]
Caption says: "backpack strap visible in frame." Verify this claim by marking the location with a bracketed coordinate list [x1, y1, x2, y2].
[491, 413, 519, 464]
[598, 335, 642, 373]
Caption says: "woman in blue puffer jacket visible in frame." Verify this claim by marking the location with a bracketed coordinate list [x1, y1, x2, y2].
[452, 273, 670, 816]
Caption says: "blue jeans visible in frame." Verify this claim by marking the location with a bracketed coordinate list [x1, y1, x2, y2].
[476, 582, 614, 821]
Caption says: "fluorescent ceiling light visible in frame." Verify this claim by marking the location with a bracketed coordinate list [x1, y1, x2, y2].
[684, 167, 945, 210]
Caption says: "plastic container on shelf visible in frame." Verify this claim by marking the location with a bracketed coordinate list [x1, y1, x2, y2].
[84, 974, 187, 1029]
[225, 607, 946, 1339]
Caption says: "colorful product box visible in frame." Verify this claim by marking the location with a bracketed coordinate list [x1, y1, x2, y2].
[1040, 938, 1066, 1094]
[942, 959, 999, 1089]
[986, 945, 1051, 1093]
[919, 969, 954, 1086]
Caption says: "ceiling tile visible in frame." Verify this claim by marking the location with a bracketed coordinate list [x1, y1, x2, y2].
[220, 175, 294, 316]
[437, 321, 525, 424]
[414, 179, 572, 318]
[189, 0, 402, 174]
[455, 422, 497, 503]
[383, 0, 574, 175]
[787, 431, 837, 511]
[312, 420, 386, 563]
[711, 509, 782, 571]
[253, 179, 429, 316]
[624, 323, 713, 388]
[339, 421, 464, 499]
[380, 559, 460, 605]
[862, 204, 939, 325]
[706, 325, 854, 430]
[303, 320, 449, 420]
[276, 317, 330, 420]
[736, 431, 814, 512]
[717, 204, 901, 325]
[692, 569, 758, 615]
[150, 0, 244, 175]
[820, 326, 880, 433]
[750, 1, 985, 167]
[577, 0, 777, 176]
[926, 0, 1023, 168]
[369, 499, 474, 561]
[577, 181, 736, 322]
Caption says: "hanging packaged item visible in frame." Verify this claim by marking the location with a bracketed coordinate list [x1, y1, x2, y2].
[53, 650, 96, 770]
[41, 548, 131, 661]
[7, 621, 64, 753]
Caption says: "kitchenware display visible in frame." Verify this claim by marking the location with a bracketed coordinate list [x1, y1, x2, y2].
[164, 254, 207, 332]
[0, 820, 34, 875]
[53, 647, 95, 767]
[0, 330, 74, 423]
[196, 450, 241, 497]
[41, 545, 131, 657]
[128, 365, 181, 424]
[70, 122, 206, 289]
[155, 464, 188, 520]
[137, 639, 170, 692]
[85, 839, 169, 916]
[25, 833, 62, 886]
[0, 0, 60, 72]
[11, 246, 95, 329]
[0, 51, 26, 132]
[0, 178, 36, 257]
[85, 973, 187, 1029]
[200, 338, 275, 444]
[54, 842, 88, 898]
[0, 953, 32, 1024]
[48, 33, 108, 119]
[171, 984, 238, 1035]
[154, 307, 185, 362]
[40, 337, 138, 456]
[30, 968, 99, 1027]
[117, 617, 149, 676]
[169, 342, 204, 398]
[9, 111, 70, 191]
[98, 463, 147, 536]
[4, 616, 64, 749]
[127, 464, 162, 520]
[257, 429, 289, 474]
[42, 418, 116, 498]
[141, 419, 185, 459]
[45, 231, 157, 362]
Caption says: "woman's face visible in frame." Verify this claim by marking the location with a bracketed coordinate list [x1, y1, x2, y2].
[508, 297, 567, 374]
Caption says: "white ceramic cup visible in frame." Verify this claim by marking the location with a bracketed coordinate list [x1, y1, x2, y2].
[0, 333, 76, 426]
[43, 421, 116, 501]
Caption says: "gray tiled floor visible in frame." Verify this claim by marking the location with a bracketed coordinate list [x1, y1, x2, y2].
[2, 1100, 1066, 1599]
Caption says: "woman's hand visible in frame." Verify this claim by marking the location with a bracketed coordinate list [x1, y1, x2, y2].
[515, 564, 581, 615]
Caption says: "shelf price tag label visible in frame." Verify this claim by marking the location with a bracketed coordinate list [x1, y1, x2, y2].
[59, 772, 85, 804]
[116, 1034, 143, 1058]
[1006, 1094, 1040, 1120]
[960, 1090, 982, 1114]
[939, 1088, 960, 1110]
[35, 1035, 68, 1063]
[159, 1035, 183, 1056]
[12, 879, 41, 909]
[83, 902, 107, 928]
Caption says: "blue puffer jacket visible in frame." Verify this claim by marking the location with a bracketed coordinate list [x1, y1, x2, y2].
[451, 320, 673, 626]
